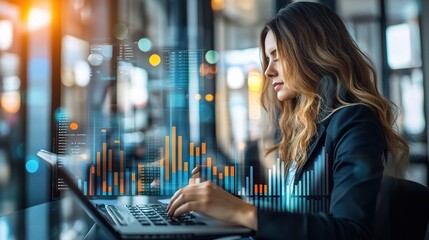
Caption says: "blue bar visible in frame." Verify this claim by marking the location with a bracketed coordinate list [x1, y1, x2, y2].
[208, 166, 212, 182]
[281, 161, 285, 196]
[132, 173, 136, 196]
[190, 155, 195, 179]
[225, 176, 229, 192]
[78, 179, 82, 191]
[277, 158, 280, 196]
[84, 181, 88, 196]
[97, 176, 101, 195]
[201, 155, 206, 180]
[268, 169, 272, 196]
[108, 172, 113, 196]
[160, 165, 164, 195]
[250, 166, 253, 196]
[172, 173, 176, 192]
[126, 169, 130, 195]
[273, 165, 276, 196]
[246, 176, 249, 196]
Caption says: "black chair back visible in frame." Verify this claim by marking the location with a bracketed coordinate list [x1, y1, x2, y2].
[375, 176, 429, 240]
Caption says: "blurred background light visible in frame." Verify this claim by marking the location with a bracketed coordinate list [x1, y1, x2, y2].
[87, 53, 103, 66]
[0, 20, 13, 51]
[195, 94, 202, 101]
[28, 7, 51, 31]
[114, 23, 128, 40]
[227, 66, 245, 89]
[138, 38, 152, 52]
[149, 54, 161, 66]
[74, 60, 91, 87]
[205, 50, 219, 64]
[1, 92, 21, 114]
[25, 159, 39, 174]
[205, 94, 214, 102]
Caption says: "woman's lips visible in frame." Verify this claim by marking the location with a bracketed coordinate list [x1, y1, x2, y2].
[273, 82, 283, 91]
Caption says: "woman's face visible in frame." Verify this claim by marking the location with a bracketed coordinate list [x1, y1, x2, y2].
[264, 30, 296, 102]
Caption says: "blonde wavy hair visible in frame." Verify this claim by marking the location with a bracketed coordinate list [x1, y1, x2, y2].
[259, 2, 409, 177]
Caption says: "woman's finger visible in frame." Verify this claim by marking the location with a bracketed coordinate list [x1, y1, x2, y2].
[191, 165, 201, 174]
[171, 201, 201, 218]
[167, 190, 200, 216]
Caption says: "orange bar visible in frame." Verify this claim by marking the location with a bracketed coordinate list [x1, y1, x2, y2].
[224, 166, 229, 177]
[90, 165, 95, 195]
[120, 150, 124, 194]
[202, 142, 206, 154]
[184, 162, 188, 172]
[102, 143, 107, 192]
[207, 157, 212, 167]
[108, 186, 112, 193]
[259, 184, 263, 195]
[132, 173, 136, 181]
[165, 136, 169, 180]
[264, 184, 267, 194]
[96, 152, 101, 176]
[213, 166, 217, 175]
[231, 166, 235, 177]
[172, 127, 176, 174]
[254, 184, 258, 194]
[178, 136, 182, 171]
[219, 173, 223, 180]
[103, 181, 106, 193]
[160, 159, 164, 166]
[190, 142, 194, 156]
[196, 147, 200, 157]
[114, 172, 118, 185]
[138, 164, 143, 193]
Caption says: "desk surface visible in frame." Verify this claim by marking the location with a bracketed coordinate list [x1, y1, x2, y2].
[0, 194, 253, 240]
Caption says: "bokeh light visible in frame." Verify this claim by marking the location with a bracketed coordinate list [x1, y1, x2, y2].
[195, 94, 202, 101]
[87, 53, 103, 66]
[149, 54, 161, 66]
[138, 38, 152, 52]
[70, 122, 79, 130]
[28, 7, 51, 31]
[205, 50, 219, 64]
[26, 159, 39, 173]
[227, 66, 245, 89]
[248, 71, 262, 92]
[1, 92, 21, 114]
[114, 23, 128, 40]
[205, 94, 214, 102]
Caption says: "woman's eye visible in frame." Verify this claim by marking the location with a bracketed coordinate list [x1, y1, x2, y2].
[273, 58, 279, 62]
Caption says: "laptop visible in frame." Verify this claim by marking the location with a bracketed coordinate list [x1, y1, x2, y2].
[37, 149, 252, 239]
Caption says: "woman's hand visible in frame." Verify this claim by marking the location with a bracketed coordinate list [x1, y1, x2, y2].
[166, 181, 257, 230]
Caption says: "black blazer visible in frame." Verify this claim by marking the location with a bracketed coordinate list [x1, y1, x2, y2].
[256, 104, 385, 239]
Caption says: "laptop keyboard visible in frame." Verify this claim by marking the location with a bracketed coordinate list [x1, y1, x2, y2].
[126, 204, 207, 227]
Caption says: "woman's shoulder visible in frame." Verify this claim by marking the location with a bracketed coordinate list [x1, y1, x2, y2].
[322, 103, 378, 123]
[322, 103, 382, 133]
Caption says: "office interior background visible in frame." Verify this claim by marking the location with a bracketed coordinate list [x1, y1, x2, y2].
[0, 0, 429, 238]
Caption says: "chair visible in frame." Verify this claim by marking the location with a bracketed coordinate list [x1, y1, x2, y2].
[375, 176, 429, 240]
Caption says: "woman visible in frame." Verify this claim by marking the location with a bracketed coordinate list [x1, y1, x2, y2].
[167, 2, 409, 239]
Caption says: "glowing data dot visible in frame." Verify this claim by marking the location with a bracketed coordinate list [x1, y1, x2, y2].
[26, 159, 39, 173]
[205, 50, 219, 64]
[149, 54, 161, 66]
[195, 94, 202, 100]
[205, 94, 214, 102]
[138, 38, 152, 52]
[69, 122, 79, 130]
